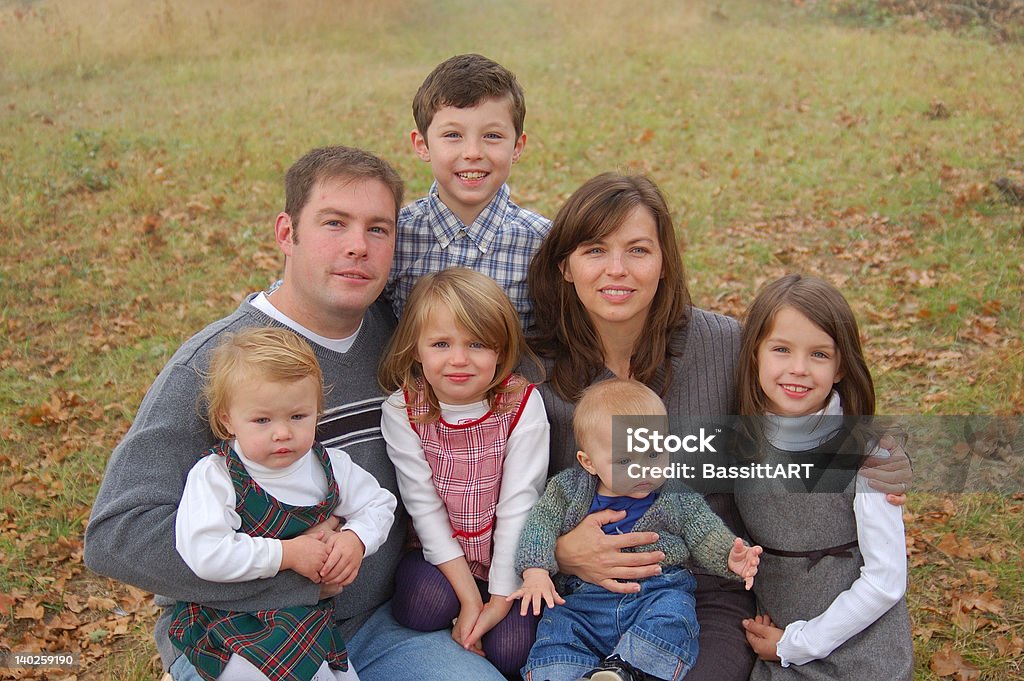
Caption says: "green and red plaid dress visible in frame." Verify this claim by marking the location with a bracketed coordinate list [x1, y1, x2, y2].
[168, 441, 349, 681]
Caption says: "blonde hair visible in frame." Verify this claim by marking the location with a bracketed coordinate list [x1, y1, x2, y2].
[204, 327, 324, 440]
[573, 378, 666, 451]
[378, 268, 528, 422]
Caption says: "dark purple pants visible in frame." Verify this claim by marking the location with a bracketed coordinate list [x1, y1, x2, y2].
[390, 550, 539, 678]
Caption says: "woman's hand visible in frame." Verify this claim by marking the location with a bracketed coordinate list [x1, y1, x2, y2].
[554, 509, 664, 593]
[860, 434, 913, 505]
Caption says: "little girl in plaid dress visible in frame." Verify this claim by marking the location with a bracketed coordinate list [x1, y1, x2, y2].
[379, 268, 550, 677]
[169, 327, 397, 681]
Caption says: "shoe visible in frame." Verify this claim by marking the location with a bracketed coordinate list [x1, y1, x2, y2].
[583, 654, 647, 681]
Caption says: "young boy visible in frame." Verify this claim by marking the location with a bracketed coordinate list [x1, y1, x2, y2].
[510, 379, 762, 681]
[386, 53, 550, 330]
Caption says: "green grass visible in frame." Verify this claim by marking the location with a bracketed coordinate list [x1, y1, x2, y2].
[1, 0, 1022, 678]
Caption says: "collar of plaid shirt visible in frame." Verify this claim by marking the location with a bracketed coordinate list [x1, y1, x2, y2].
[426, 181, 510, 254]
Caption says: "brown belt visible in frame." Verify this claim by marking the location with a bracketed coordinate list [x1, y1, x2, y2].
[761, 539, 859, 571]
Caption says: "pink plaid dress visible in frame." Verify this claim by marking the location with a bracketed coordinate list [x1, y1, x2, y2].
[407, 374, 534, 581]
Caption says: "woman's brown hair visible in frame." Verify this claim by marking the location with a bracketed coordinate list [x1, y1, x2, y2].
[527, 173, 690, 402]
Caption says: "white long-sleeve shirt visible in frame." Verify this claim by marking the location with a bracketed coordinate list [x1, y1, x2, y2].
[175, 442, 397, 583]
[381, 388, 549, 597]
[769, 395, 908, 666]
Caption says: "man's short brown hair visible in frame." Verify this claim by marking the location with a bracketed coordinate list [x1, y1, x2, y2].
[283, 145, 404, 231]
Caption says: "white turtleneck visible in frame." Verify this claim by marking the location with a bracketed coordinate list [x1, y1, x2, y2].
[175, 442, 396, 583]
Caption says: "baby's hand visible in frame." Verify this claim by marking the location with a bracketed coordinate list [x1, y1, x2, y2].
[507, 568, 565, 616]
[280, 534, 329, 583]
[728, 537, 762, 590]
[320, 530, 366, 585]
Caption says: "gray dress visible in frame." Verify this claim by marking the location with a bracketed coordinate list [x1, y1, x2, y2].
[736, 434, 913, 681]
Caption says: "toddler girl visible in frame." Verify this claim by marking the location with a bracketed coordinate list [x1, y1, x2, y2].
[379, 267, 549, 676]
[734, 274, 912, 680]
[169, 327, 397, 681]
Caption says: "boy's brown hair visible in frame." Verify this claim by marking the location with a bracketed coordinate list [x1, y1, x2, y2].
[204, 327, 324, 440]
[412, 54, 526, 139]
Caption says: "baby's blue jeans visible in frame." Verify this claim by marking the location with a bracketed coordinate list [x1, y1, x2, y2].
[522, 568, 699, 681]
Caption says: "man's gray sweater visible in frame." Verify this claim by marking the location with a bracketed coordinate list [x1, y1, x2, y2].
[83, 295, 402, 667]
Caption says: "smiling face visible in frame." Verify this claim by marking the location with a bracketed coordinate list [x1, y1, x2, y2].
[272, 177, 396, 339]
[560, 205, 664, 339]
[757, 306, 843, 417]
[412, 96, 525, 226]
[221, 375, 320, 469]
[415, 302, 500, 405]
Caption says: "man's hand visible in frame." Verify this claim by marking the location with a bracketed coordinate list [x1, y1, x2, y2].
[320, 529, 365, 585]
[743, 614, 783, 661]
[554, 509, 664, 593]
[727, 538, 762, 590]
[508, 567, 565, 616]
[318, 581, 343, 600]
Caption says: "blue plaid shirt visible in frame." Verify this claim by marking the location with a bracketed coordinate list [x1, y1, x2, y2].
[385, 182, 551, 330]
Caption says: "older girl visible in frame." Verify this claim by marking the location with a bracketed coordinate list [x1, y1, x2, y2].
[735, 274, 912, 680]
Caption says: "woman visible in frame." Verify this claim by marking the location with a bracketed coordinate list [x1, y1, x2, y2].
[527, 173, 909, 681]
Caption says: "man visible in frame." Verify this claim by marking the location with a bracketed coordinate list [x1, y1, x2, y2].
[85, 146, 508, 680]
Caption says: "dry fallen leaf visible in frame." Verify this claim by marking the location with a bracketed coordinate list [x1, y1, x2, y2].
[15, 599, 44, 620]
[86, 596, 117, 612]
[930, 645, 980, 680]
[994, 634, 1024, 657]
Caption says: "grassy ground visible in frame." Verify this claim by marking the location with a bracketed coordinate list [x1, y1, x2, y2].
[1, 0, 1021, 678]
